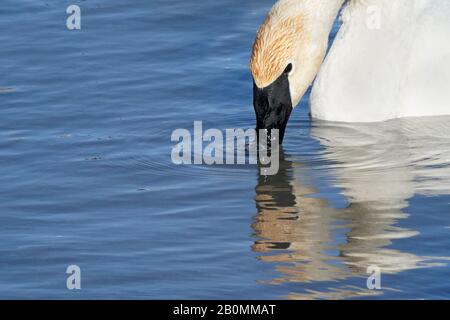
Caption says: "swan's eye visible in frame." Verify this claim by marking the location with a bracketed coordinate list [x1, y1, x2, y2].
[284, 63, 293, 74]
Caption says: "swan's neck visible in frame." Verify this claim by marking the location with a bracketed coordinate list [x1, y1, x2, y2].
[274, 0, 346, 39]
[306, 0, 346, 38]
[272, 0, 347, 106]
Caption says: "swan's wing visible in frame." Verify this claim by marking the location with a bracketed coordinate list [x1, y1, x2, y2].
[310, 0, 450, 121]
[401, 1, 450, 117]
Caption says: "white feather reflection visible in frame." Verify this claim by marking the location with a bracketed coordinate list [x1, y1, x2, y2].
[253, 116, 450, 299]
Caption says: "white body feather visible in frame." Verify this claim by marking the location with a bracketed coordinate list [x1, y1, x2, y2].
[310, 0, 450, 122]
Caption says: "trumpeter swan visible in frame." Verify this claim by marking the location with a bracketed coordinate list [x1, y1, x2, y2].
[250, 0, 450, 142]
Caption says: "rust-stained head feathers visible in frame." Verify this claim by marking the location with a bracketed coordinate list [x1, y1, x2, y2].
[250, 13, 306, 89]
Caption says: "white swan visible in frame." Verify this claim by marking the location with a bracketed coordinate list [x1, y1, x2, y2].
[250, 0, 450, 140]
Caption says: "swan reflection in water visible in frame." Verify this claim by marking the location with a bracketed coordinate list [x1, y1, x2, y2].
[252, 116, 450, 299]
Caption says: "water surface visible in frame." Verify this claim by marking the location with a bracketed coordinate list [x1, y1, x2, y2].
[1, 0, 450, 299]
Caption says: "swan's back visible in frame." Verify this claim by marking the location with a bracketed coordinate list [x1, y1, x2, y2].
[402, 1, 450, 117]
[311, 0, 450, 122]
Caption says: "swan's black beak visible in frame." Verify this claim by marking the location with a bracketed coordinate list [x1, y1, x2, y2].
[253, 73, 292, 145]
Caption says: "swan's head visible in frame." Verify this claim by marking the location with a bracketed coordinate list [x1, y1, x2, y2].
[250, 6, 326, 143]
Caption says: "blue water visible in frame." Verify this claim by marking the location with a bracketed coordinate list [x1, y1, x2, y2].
[1, 0, 450, 299]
